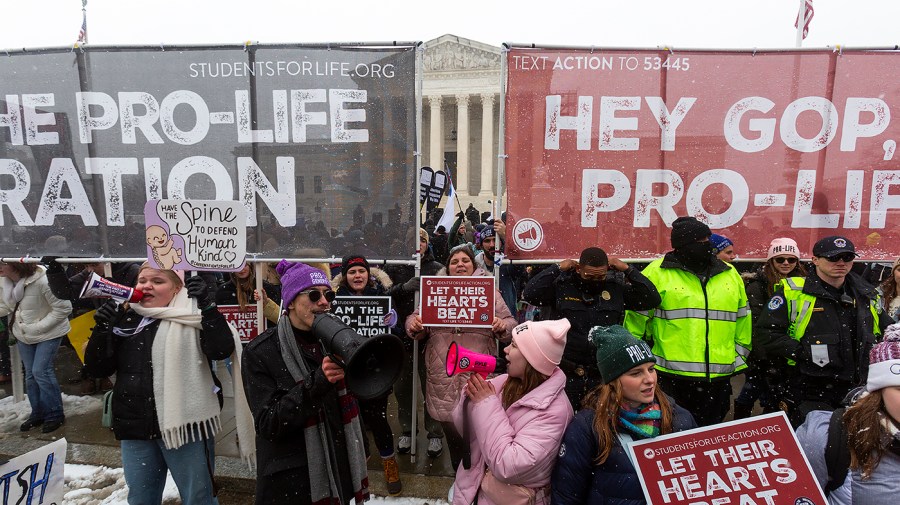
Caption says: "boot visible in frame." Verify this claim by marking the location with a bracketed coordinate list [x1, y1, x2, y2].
[733, 401, 753, 420]
[79, 378, 97, 395]
[382, 454, 402, 496]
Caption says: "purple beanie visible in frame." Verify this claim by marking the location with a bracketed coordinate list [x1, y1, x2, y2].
[276, 260, 331, 305]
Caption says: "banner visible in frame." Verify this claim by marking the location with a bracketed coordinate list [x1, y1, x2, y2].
[628, 412, 826, 505]
[0, 44, 417, 259]
[218, 304, 260, 343]
[420, 275, 495, 328]
[144, 199, 246, 271]
[0, 438, 67, 504]
[427, 170, 448, 212]
[505, 48, 900, 260]
[420, 166, 434, 205]
[331, 296, 392, 336]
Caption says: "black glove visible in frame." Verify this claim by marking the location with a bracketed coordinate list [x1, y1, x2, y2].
[41, 255, 65, 273]
[94, 301, 124, 328]
[402, 276, 420, 292]
[456, 211, 465, 219]
[185, 276, 214, 309]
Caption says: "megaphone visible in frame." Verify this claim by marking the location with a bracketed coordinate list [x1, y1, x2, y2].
[312, 313, 405, 400]
[80, 272, 143, 303]
[445, 341, 507, 377]
[518, 227, 537, 241]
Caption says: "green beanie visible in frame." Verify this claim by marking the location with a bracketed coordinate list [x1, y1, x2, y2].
[589, 325, 656, 384]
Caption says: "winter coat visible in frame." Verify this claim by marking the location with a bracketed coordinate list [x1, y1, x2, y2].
[405, 268, 516, 422]
[551, 399, 697, 505]
[450, 369, 573, 505]
[330, 267, 395, 295]
[796, 410, 900, 505]
[0, 266, 72, 345]
[83, 306, 233, 440]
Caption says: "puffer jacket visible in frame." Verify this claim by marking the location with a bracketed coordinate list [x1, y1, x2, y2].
[551, 399, 697, 505]
[0, 266, 71, 344]
[450, 369, 573, 505]
[405, 268, 516, 422]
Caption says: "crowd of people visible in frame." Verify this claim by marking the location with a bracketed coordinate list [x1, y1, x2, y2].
[1, 210, 900, 505]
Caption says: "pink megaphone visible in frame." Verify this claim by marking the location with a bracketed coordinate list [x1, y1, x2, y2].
[80, 272, 144, 303]
[445, 341, 507, 377]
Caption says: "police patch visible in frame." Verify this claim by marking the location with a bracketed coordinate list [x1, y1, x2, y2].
[834, 238, 847, 248]
[768, 296, 785, 310]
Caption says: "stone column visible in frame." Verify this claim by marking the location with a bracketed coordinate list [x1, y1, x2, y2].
[427, 95, 443, 170]
[479, 93, 495, 197]
[455, 94, 470, 195]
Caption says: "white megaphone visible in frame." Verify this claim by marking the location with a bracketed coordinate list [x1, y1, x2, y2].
[80, 272, 143, 303]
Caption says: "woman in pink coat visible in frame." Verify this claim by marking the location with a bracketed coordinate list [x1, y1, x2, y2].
[450, 319, 574, 505]
[407, 245, 516, 468]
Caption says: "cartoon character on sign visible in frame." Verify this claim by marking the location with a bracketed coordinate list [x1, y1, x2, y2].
[146, 224, 183, 269]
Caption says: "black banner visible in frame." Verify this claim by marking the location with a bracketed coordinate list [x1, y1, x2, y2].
[331, 296, 392, 337]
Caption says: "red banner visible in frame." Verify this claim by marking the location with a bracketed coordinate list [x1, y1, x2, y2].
[218, 305, 259, 343]
[505, 48, 900, 260]
[628, 412, 826, 505]
[419, 276, 495, 328]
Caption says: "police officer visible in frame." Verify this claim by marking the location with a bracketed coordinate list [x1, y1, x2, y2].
[757, 236, 891, 427]
[523, 246, 661, 410]
[624, 216, 751, 427]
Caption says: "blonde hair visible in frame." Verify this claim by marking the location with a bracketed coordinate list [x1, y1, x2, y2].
[138, 262, 184, 289]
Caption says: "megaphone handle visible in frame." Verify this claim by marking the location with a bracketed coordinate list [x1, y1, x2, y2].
[320, 342, 346, 369]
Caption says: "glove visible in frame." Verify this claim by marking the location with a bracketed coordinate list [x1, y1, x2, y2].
[402, 276, 420, 292]
[41, 255, 65, 273]
[94, 301, 124, 328]
[456, 211, 465, 219]
[381, 309, 398, 328]
[185, 276, 214, 309]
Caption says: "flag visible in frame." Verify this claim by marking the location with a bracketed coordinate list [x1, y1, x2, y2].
[437, 180, 456, 234]
[77, 11, 87, 43]
[794, 0, 814, 40]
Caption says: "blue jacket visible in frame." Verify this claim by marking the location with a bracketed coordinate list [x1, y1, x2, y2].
[551, 401, 696, 505]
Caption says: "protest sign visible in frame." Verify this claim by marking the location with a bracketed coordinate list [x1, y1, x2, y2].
[0, 438, 67, 505]
[426, 170, 448, 212]
[218, 305, 260, 343]
[144, 199, 246, 271]
[628, 412, 826, 505]
[505, 48, 900, 260]
[331, 296, 392, 337]
[420, 166, 434, 205]
[419, 276, 495, 328]
[0, 44, 417, 259]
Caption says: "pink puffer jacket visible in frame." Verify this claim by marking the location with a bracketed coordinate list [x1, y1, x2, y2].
[450, 369, 573, 505]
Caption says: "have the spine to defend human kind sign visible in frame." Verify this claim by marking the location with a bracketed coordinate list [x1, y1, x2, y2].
[331, 296, 392, 337]
[419, 276, 495, 328]
[0, 438, 67, 505]
[144, 199, 247, 271]
[627, 412, 827, 505]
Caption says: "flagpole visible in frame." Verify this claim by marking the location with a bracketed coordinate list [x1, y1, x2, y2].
[795, 0, 806, 48]
[444, 161, 465, 219]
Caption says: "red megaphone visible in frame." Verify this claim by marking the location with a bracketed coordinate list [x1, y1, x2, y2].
[446, 341, 507, 377]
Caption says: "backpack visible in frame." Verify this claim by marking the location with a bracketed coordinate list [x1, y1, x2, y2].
[823, 407, 850, 495]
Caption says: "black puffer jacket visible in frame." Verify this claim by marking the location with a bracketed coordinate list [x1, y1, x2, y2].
[83, 307, 233, 440]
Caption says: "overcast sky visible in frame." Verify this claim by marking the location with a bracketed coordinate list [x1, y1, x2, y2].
[1, 0, 897, 51]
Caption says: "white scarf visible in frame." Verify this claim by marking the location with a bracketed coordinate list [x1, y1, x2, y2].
[131, 289, 257, 468]
[1, 276, 27, 306]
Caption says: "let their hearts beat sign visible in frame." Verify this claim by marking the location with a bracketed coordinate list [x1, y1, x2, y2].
[144, 199, 246, 271]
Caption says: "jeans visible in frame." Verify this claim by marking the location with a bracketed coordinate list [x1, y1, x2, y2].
[121, 436, 218, 505]
[17, 337, 64, 422]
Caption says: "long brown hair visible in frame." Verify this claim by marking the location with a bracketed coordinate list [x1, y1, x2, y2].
[762, 259, 808, 297]
[845, 390, 895, 480]
[583, 380, 674, 464]
[231, 269, 256, 310]
[1, 262, 38, 279]
[500, 362, 549, 410]
[879, 263, 900, 310]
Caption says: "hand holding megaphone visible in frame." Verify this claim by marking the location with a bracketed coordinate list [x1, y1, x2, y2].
[80, 272, 143, 303]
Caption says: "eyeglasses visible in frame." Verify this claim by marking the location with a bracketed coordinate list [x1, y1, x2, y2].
[300, 289, 336, 303]
[823, 253, 855, 263]
[773, 257, 798, 265]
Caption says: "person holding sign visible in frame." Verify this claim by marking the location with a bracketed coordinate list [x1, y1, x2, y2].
[83, 264, 249, 505]
[551, 325, 697, 505]
[242, 261, 368, 505]
[406, 245, 517, 470]
[450, 319, 574, 505]
[795, 323, 900, 503]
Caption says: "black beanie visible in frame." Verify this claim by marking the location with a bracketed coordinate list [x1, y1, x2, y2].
[670, 216, 711, 249]
[342, 254, 370, 274]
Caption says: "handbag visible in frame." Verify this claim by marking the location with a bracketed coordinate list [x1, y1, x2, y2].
[480, 469, 538, 505]
[101, 390, 114, 428]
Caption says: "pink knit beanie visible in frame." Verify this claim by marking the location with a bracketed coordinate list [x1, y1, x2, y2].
[511, 319, 570, 376]
[866, 322, 900, 392]
[767, 238, 800, 260]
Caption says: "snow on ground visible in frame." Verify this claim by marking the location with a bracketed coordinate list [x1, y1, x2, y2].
[0, 392, 101, 433]
[61, 464, 448, 505]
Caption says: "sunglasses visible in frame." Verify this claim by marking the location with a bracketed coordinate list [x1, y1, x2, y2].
[773, 257, 798, 265]
[823, 253, 855, 263]
[300, 289, 336, 303]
